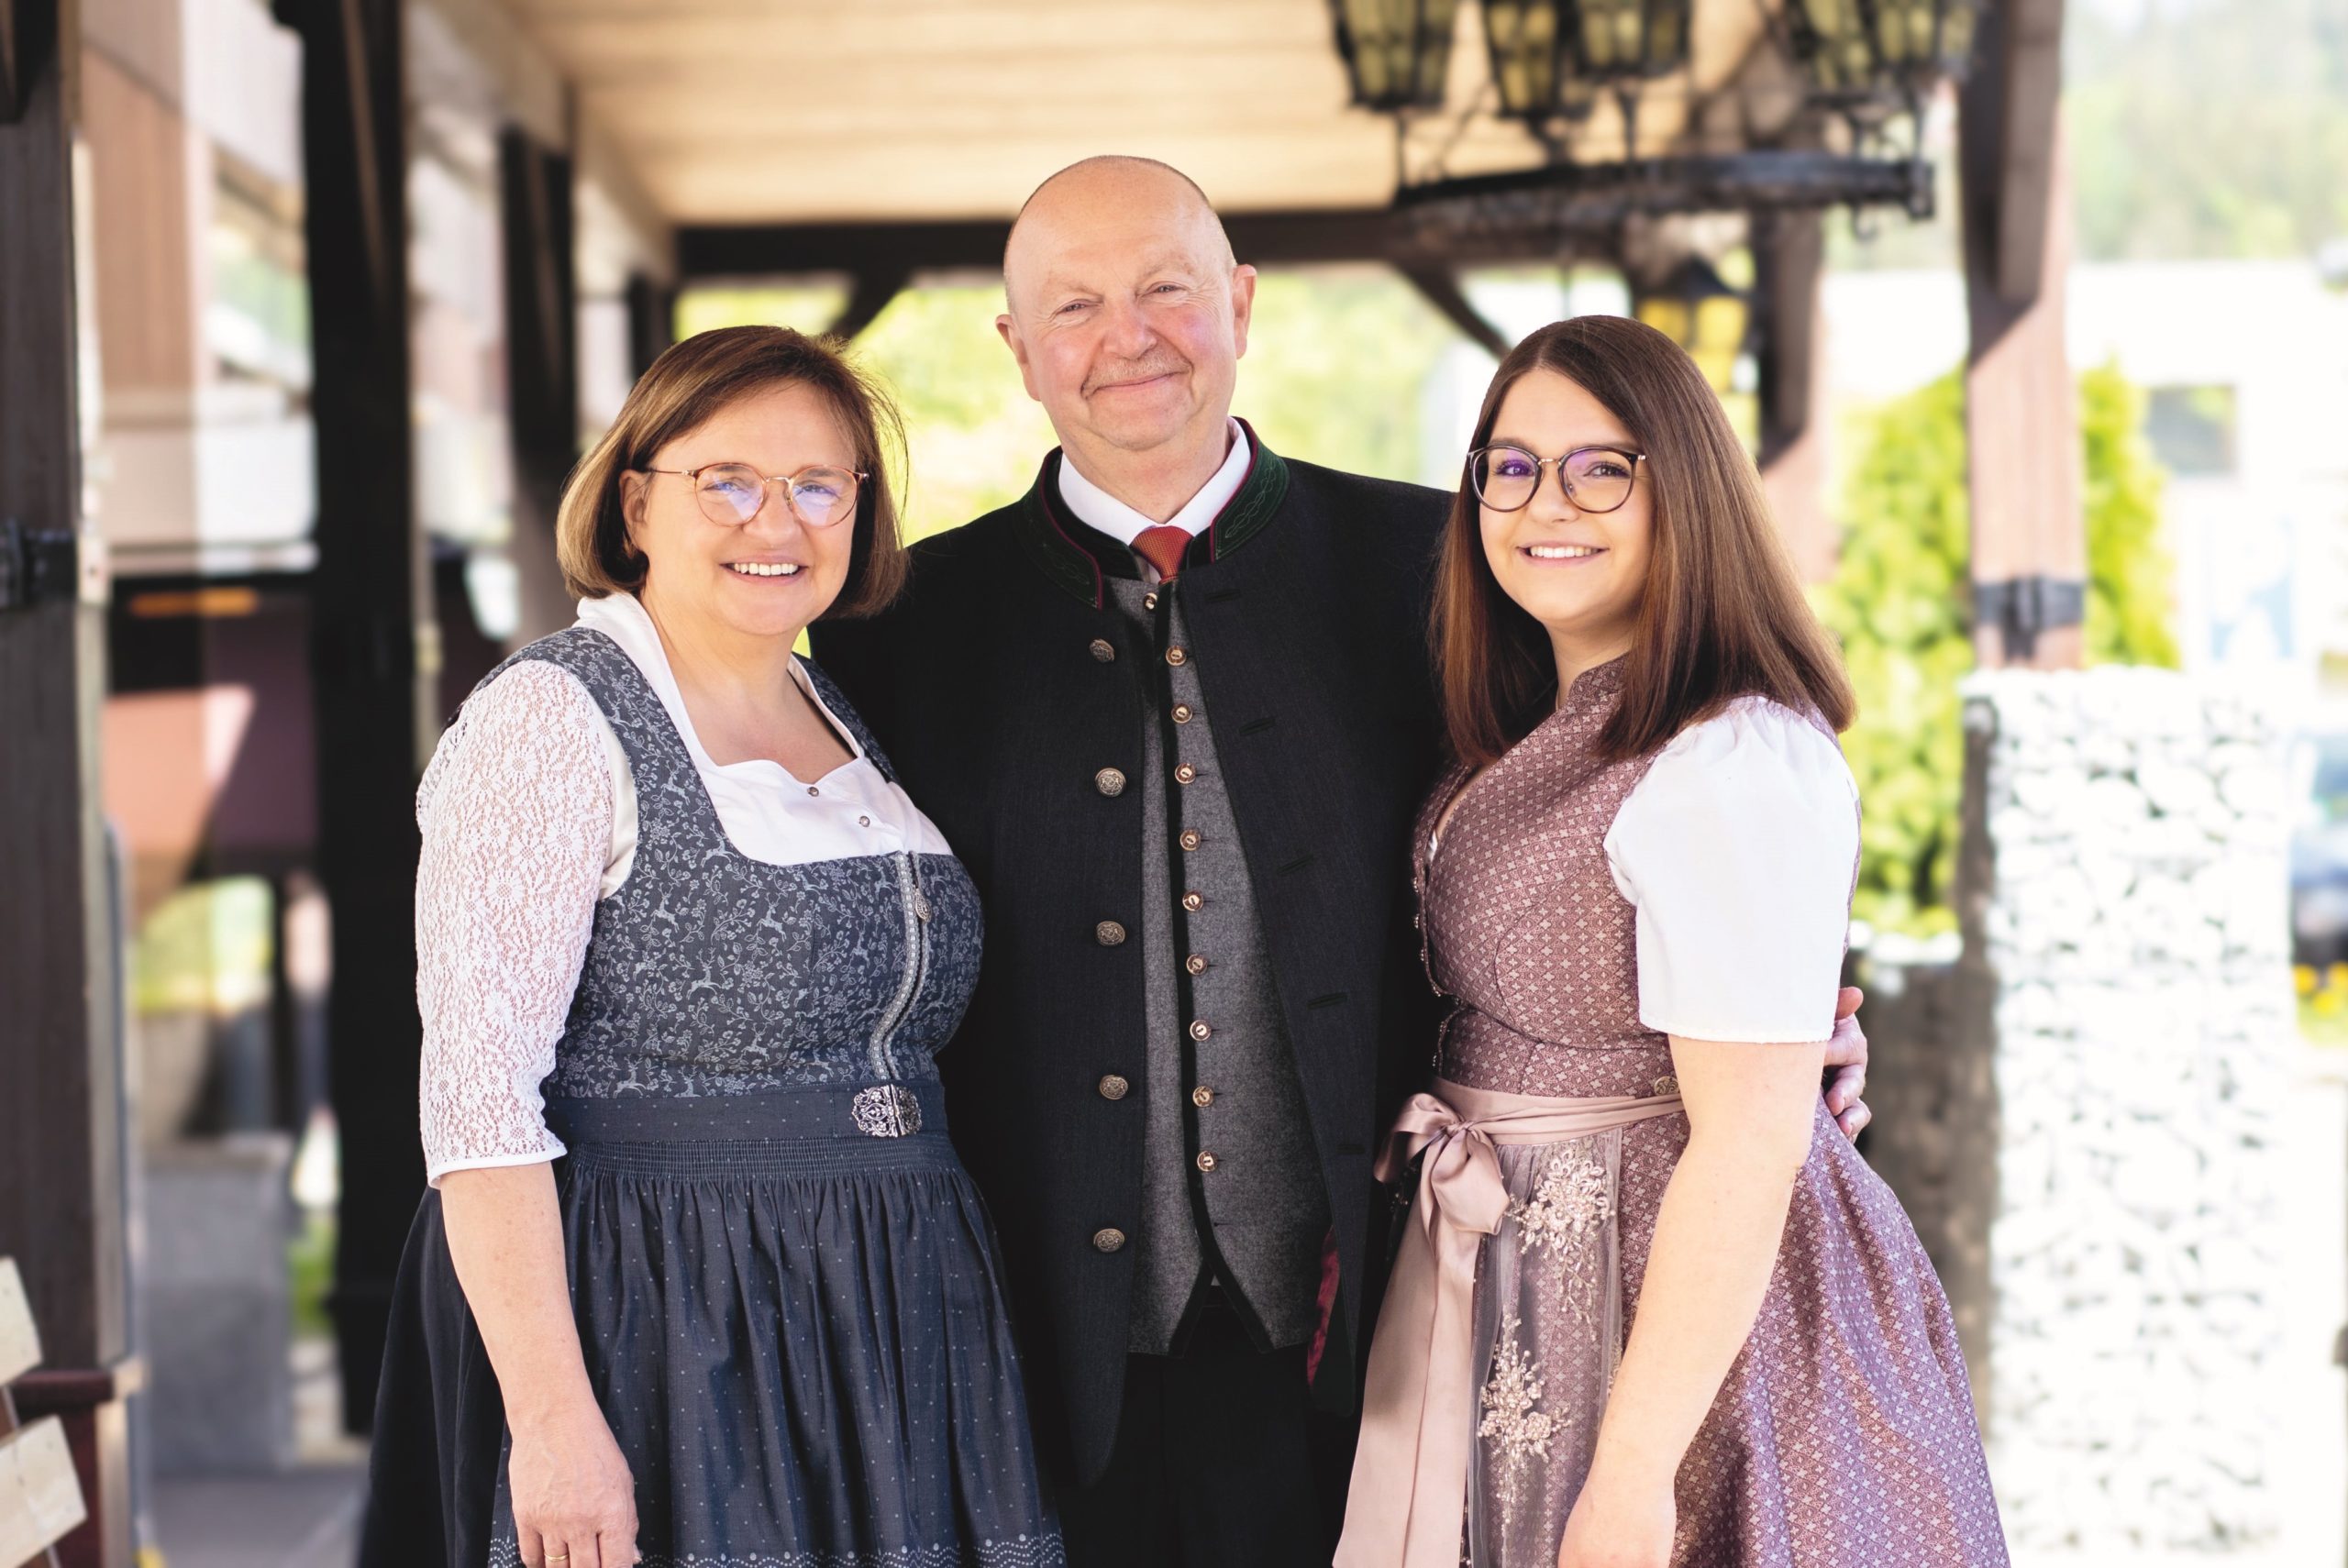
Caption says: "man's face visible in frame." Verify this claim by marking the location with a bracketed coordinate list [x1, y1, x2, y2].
[998, 169, 1256, 464]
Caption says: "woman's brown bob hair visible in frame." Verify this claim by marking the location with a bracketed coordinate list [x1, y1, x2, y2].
[557, 325, 909, 618]
[1431, 314, 1854, 768]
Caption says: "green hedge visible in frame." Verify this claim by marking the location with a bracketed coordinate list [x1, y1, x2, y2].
[1818, 361, 2178, 938]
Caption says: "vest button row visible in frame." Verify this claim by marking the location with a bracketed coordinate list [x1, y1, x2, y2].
[1191, 1085, 1213, 1108]
[1098, 1074, 1129, 1100]
[1096, 920, 1127, 946]
[1089, 637, 1117, 663]
[1195, 1151, 1218, 1173]
[1172, 703, 1194, 724]
[1092, 1227, 1127, 1253]
[1166, 646, 1190, 668]
[1186, 953, 1208, 975]
[1180, 830, 1202, 852]
[1189, 1020, 1212, 1041]
[1094, 767, 1127, 798]
[1174, 764, 1198, 785]
[1143, 591, 1159, 612]
[1181, 891, 1203, 912]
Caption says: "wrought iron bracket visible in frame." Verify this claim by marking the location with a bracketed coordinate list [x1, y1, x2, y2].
[0, 517, 77, 611]
[1974, 574, 2084, 662]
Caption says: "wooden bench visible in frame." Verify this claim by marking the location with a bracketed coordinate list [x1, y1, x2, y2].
[0, 1259, 85, 1568]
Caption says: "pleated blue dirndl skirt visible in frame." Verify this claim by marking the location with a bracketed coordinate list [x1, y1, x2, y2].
[361, 1080, 1065, 1568]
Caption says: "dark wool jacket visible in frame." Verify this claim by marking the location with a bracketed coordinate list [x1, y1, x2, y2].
[813, 433, 1450, 1485]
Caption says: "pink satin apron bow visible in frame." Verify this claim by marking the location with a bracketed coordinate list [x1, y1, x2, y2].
[1334, 1080, 1685, 1568]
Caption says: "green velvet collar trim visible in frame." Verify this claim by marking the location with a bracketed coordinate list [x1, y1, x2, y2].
[1011, 421, 1292, 608]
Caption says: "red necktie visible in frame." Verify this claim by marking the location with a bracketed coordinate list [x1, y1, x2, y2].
[1133, 525, 1192, 584]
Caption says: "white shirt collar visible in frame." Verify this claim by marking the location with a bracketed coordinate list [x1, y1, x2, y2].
[1055, 418, 1253, 550]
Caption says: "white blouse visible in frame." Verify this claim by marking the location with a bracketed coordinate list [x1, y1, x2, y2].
[1600, 698, 1860, 1043]
[414, 592, 953, 1184]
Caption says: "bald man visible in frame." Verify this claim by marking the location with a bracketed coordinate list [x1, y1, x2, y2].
[812, 157, 1870, 1566]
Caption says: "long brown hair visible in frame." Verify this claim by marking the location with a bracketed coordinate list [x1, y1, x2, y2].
[557, 325, 909, 618]
[1430, 315, 1854, 767]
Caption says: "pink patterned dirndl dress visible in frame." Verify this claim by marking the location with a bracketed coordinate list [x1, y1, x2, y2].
[1338, 661, 2008, 1568]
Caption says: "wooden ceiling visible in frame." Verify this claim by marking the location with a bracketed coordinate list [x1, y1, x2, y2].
[502, 0, 1800, 224]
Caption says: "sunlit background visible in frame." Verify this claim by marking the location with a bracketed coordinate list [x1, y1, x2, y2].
[4, 0, 2345, 1563]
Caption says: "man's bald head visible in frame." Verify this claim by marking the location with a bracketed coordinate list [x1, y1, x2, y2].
[1003, 156, 1236, 306]
[992, 155, 1258, 494]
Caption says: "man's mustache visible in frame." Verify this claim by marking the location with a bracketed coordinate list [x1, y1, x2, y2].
[1083, 358, 1189, 394]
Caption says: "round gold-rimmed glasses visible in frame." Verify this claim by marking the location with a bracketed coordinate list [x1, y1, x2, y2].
[1468, 445, 1645, 514]
[641, 462, 868, 529]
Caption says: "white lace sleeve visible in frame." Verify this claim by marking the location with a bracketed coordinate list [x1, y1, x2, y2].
[415, 660, 614, 1185]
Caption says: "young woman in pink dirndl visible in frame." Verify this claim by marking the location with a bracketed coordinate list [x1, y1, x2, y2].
[1335, 316, 2008, 1568]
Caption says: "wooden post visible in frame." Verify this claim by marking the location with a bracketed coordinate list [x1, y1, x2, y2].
[501, 124, 580, 643]
[624, 271, 675, 381]
[0, 0, 138, 1561]
[1754, 209, 1838, 585]
[1958, 0, 2081, 668]
[276, 0, 429, 1434]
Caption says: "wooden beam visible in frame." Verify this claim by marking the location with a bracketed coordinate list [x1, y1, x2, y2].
[0, 1, 134, 1560]
[278, 0, 430, 1433]
[680, 208, 1485, 281]
[1393, 264, 1512, 359]
[1958, 0, 2080, 668]
[501, 123, 581, 644]
[826, 269, 912, 341]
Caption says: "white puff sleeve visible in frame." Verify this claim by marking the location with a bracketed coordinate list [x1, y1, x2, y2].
[1602, 699, 1859, 1043]
[415, 660, 614, 1184]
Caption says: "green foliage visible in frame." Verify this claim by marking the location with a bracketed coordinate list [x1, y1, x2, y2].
[1822, 359, 2185, 938]
[1818, 372, 1975, 939]
[2066, 0, 2348, 262]
[2079, 361, 2182, 668]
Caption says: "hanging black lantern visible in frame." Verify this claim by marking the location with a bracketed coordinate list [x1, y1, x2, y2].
[1330, 0, 1464, 111]
[1483, 0, 1691, 122]
[1634, 254, 1749, 392]
[1785, 0, 1983, 102]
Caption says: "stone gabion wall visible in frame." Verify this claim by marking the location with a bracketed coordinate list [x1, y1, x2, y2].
[1965, 667, 2297, 1551]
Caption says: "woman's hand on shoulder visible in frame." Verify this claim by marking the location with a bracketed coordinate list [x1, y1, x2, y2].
[509, 1399, 640, 1568]
[1556, 1462, 1676, 1568]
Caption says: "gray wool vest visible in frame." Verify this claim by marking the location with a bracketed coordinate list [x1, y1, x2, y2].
[1109, 577, 1331, 1354]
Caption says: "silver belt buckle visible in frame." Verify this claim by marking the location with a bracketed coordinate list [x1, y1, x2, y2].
[851, 1084, 923, 1138]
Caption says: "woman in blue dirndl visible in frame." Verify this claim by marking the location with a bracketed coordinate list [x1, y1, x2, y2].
[360, 326, 1062, 1568]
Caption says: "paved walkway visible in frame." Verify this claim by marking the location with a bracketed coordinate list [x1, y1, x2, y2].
[150, 1463, 364, 1568]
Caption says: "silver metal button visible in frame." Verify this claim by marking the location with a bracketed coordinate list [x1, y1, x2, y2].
[1092, 1227, 1127, 1253]
[1096, 921, 1127, 946]
[1189, 1020, 1212, 1041]
[1095, 767, 1127, 798]
[1090, 638, 1117, 663]
[1099, 1074, 1130, 1100]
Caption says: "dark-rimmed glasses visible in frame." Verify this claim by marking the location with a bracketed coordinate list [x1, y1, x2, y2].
[1468, 445, 1645, 514]
[641, 462, 868, 528]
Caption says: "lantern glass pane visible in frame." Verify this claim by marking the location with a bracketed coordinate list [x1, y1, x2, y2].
[1484, 0, 1559, 116]
[1939, 2, 1977, 72]
[1634, 296, 1691, 348]
[1340, 0, 1460, 107]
